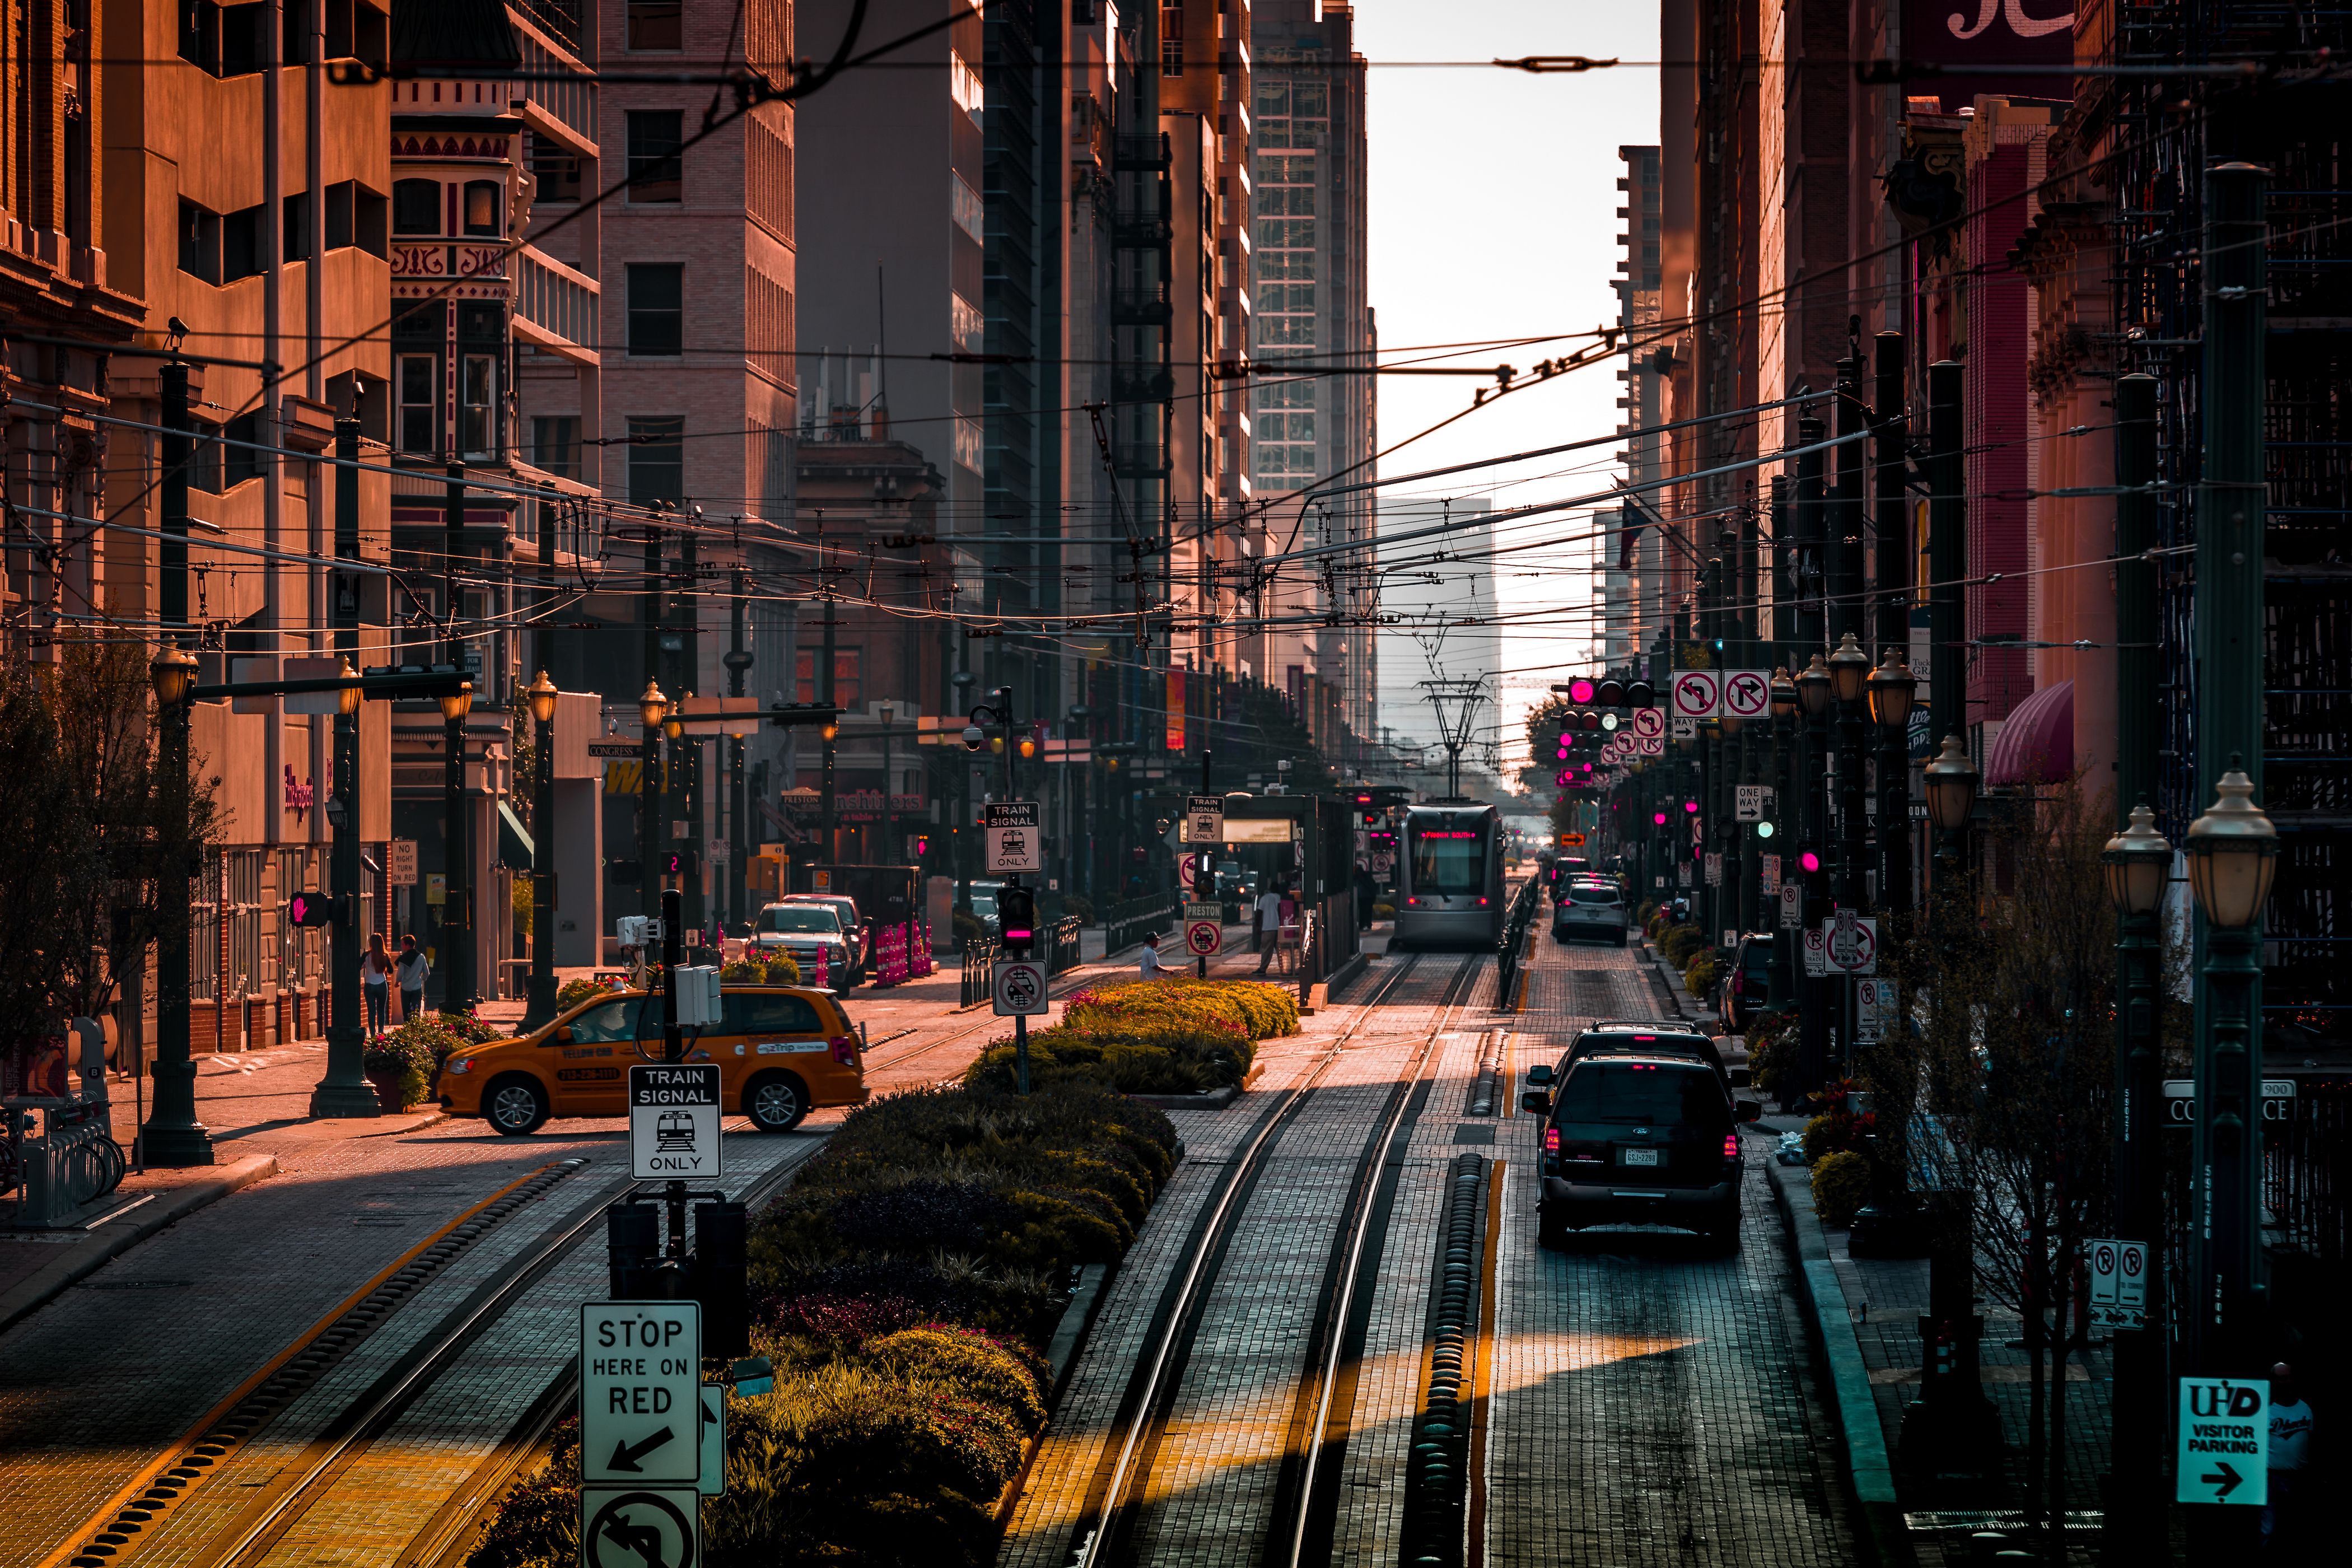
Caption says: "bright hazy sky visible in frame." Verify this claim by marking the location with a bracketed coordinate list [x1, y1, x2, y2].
[1354, 2, 1660, 776]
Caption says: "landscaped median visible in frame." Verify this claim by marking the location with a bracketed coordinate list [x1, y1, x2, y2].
[465, 1080, 1179, 1568]
[963, 977, 1300, 1096]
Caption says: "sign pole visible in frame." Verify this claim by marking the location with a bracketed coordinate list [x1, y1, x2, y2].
[1198, 750, 1214, 977]
[662, 888, 687, 1264]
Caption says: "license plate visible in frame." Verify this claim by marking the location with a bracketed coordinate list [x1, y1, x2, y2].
[1622, 1147, 1659, 1166]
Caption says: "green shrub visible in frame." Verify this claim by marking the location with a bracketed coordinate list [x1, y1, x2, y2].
[1662, 924, 1704, 967]
[1062, 893, 1095, 924]
[1683, 954, 1718, 997]
[721, 959, 768, 983]
[1811, 1150, 1870, 1226]
[1747, 1020, 1795, 1098]
[1803, 1109, 1866, 1163]
[433, 1009, 500, 1046]
[764, 954, 802, 986]
[554, 977, 604, 1011]
[962, 978, 1292, 1096]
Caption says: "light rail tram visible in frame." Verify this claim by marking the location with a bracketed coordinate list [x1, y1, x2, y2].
[1393, 802, 1505, 949]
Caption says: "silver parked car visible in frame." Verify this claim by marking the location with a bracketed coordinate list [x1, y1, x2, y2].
[1551, 879, 1630, 946]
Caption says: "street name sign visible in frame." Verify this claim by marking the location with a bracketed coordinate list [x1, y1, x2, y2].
[629, 1066, 722, 1182]
[581, 1486, 701, 1568]
[2176, 1377, 2267, 1505]
[582, 1301, 702, 1487]
[1669, 669, 1721, 720]
[2088, 1236, 2149, 1329]
[983, 801, 1042, 872]
[1183, 794, 1226, 844]
[991, 959, 1049, 1016]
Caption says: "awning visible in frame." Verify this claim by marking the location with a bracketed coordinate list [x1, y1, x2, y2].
[1985, 679, 2074, 786]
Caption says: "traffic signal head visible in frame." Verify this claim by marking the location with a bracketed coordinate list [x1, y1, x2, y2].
[1653, 811, 1667, 825]
[1568, 678, 1595, 703]
[1626, 681, 1656, 707]
[287, 890, 339, 927]
[1597, 679, 1625, 707]
[1684, 800, 1699, 813]
[997, 884, 1037, 953]
[660, 848, 700, 878]
[1580, 711, 1601, 732]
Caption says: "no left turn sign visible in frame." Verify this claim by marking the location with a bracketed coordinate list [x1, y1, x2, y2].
[1632, 706, 1665, 740]
[582, 1486, 699, 1568]
[1670, 670, 1721, 719]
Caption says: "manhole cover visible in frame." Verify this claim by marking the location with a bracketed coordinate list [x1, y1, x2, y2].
[88, 1280, 195, 1291]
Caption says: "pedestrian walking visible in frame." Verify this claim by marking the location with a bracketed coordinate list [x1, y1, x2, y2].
[394, 934, 430, 1022]
[1253, 885, 1283, 969]
[1354, 862, 1376, 930]
[360, 934, 393, 1039]
[2265, 1361, 2314, 1550]
[1138, 932, 1169, 981]
[1276, 889, 1301, 975]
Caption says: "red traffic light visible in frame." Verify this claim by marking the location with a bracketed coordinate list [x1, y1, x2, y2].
[1569, 678, 1596, 703]
[1652, 811, 1668, 825]
[1684, 800, 1700, 813]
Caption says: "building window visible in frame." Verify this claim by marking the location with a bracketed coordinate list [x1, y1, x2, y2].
[392, 178, 439, 236]
[221, 204, 265, 281]
[950, 172, 984, 243]
[532, 416, 580, 478]
[462, 180, 501, 235]
[529, 134, 581, 202]
[627, 264, 684, 354]
[397, 355, 438, 455]
[627, 111, 684, 203]
[796, 647, 862, 710]
[949, 51, 984, 123]
[460, 354, 498, 459]
[626, 0, 682, 50]
[950, 292, 984, 354]
[177, 200, 220, 283]
[627, 416, 685, 506]
[223, 411, 264, 487]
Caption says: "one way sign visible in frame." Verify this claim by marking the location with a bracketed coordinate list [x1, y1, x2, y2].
[2175, 1376, 2267, 1505]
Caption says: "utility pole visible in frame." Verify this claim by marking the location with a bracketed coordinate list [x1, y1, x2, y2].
[313, 417, 379, 1111]
[1873, 332, 1912, 917]
[521, 481, 563, 1031]
[142, 359, 213, 1166]
[442, 462, 472, 1009]
[820, 522, 838, 866]
[726, 566, 752, 932]
[2187, 161, 2270, 1412]
[1927, 360, 1966, 751]
[1792, 413, 1831, 1099]
[641, 514, 662, 918]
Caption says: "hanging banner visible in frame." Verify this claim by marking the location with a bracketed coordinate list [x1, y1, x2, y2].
[1164, 669, 1188, 754]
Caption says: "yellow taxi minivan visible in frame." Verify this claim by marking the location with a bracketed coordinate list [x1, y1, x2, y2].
[436, 986, 868, 1136]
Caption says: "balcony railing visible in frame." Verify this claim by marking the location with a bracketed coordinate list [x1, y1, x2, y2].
[516, 247, 599, 363]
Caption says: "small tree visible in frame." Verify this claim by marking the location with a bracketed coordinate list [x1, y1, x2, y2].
[1880, 782, 2116, 1543]
[0, 645, 221, 1082]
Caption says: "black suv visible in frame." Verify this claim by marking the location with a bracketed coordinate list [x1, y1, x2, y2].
[1718, 932, 1777, 1032]
[1523, 1054, 1758, 1249]
[1552, 1021, 1728, 1085]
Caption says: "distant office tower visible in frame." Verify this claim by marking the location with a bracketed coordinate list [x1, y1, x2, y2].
[1611, 144, 1666, 669]
[1249, 0, 1376, 755]
[1378, 498, 1496, 750]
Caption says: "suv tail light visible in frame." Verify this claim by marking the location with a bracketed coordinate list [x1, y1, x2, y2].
[829, 1034, 860, 1067]
[1723, 1132, 1741, 1162]
[1730, 972, 1744, 996]
[1544, 1127, 1560, 1155]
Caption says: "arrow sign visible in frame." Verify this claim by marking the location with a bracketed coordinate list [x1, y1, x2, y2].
[1722, 670, 1770, 718]
[609, 1425, 678, 1473]
[2201, 1462, 2245, 1500]
[1669, 669, 1721, 719]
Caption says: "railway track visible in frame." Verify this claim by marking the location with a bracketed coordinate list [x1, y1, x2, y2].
[38, 1134, 828, 1568]
[1053, 948, 1486, 1568]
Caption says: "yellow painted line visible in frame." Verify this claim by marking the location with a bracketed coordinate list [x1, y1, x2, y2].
[1467, 1159, 1504, 1567]
[38, 1163, 562, 1568]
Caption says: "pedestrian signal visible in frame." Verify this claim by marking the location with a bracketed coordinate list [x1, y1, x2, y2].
[287, 890, 340, 927]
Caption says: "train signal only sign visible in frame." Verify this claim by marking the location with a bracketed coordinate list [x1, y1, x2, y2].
[991, 959, 1049, 1016]
[1669, 669, 1721, 719]
[983, 801, 1042, 872]
[1183, 795, 1225, 844]
[629, 1065, 722, 1182]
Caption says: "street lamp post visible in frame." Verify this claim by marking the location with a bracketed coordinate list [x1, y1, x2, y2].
[1767, 669, 1799, 1009]
[439, 680, 475, 1010]
[311, 660, 377, 1117]
[522, 671, 561, 1030]
[878, 703, 896, 865]
[662, 699, 688, 937]
[2101, 801, 2172, 1558]
[143, 646, 213, 1165]
[637, 680, 665, 920]
[2183, 764, 2279, 1401]
[1795, 653, 1833, 1099]
[1905, 731, 1994, 1470]
[1866, 650, 1918, 917]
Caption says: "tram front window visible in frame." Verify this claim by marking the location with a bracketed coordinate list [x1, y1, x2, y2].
[1410, 827, 1487, 896]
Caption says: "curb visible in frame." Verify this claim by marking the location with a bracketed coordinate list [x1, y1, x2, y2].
[1125, 1085, 1240, 1111]
[1764, 1154, 1915, 1567]
[1636, 938, 1710, 1024]
[0, 1154, 278, 1335]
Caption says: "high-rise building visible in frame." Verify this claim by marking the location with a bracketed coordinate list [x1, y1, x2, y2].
[1608, 144, 1664, 669]
[1377, 497, 1495, 754]
[1248, 0, 1375, 754]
